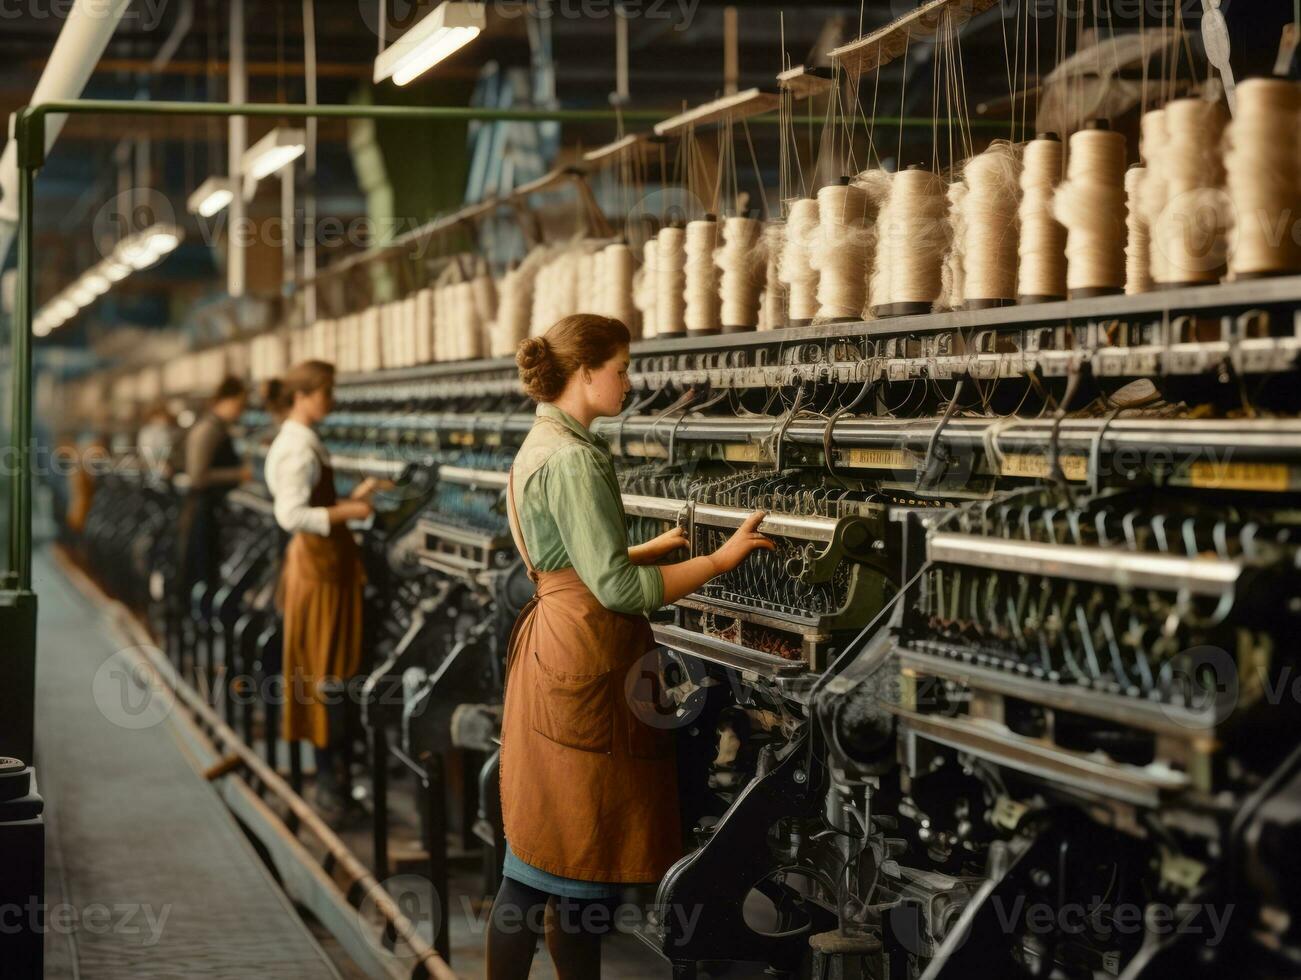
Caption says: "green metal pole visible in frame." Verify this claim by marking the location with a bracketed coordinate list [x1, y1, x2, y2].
[23, 99, 1008, 131]
[9, 161, 33, 590]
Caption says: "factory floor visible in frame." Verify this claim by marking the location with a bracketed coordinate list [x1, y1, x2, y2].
[33, 547, 343, 979]
[34, 543, 748, 978]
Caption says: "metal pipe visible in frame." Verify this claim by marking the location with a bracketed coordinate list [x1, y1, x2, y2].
[17, 99, 1001, 130]
[228, 0, 247, 298]
[8, 162, 34, 587]
[0, 0, 135, 261]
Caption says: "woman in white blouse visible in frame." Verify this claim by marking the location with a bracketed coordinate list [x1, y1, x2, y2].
[265, 360, 379, 818]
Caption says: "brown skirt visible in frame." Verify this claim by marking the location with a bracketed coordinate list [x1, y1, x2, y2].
[500, 566, 681, 883]
[278, 529, 365, 748]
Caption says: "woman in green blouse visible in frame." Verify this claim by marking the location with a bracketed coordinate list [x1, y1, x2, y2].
[489, 313, 773, 979]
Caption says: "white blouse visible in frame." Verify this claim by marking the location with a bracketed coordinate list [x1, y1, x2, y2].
[265, 418, 332, 537]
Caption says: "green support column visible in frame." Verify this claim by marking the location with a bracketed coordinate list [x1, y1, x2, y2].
[1, 109, 40, 769]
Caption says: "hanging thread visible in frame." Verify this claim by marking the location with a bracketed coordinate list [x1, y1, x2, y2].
[1052, 121, 1127, 298]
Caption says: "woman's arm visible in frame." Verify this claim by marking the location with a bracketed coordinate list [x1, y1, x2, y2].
[658, 511, 774, 604]
[628, 526, 688, 565]
[547, 447, 665, 614]
[270, 444, 370, 534]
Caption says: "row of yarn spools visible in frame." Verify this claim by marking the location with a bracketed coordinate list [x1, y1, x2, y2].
[247, 77, 1300, 378]
[498, 80, 1301, 341]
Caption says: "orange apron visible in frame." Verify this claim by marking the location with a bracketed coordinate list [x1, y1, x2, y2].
[278, 456, 365, 748]
[501, 467, 682, 883]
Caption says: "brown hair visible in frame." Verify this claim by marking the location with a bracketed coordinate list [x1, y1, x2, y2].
[212, 375, 247, 403]
[282, 360, 336, 403]
[261, 378, 292, 415]
[516, 314, 631, 402]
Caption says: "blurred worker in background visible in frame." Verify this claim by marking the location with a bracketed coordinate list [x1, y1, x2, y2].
[136, 401, 175, 481]
[176, 376, 251, 604]
[265, 360, 382, 822]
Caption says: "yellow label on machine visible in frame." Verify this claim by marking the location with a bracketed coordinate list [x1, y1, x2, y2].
[623, 440, 669, 459]
[723, 443, 770, 463]
[1187, 461, 1291, 492]
[1000, 452, 1089, 482]
[449, 432, 474, 446]
[842, 448, 911, 470]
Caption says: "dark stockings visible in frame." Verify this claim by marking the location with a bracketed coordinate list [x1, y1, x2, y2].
[486, 876, 614, 980]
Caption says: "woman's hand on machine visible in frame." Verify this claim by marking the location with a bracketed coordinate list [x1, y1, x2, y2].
[332, 499, 374, 523]
[350, 477, 395, 501]
[710, 511, 775, 573]
[629, 526, 689, 564]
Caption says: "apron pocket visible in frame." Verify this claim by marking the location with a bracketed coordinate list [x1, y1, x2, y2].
[530, 651, 613, 753]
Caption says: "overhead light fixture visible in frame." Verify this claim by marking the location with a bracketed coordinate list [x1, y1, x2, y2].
[242, 127, 306, 183]
[187, 176, 236, 217]
[69, 284, 96, 307]
[32, 221, 184, 338]
[104, 261, 131, 282]
[115, 222, 183, 270]
[373, 2, 485, 86]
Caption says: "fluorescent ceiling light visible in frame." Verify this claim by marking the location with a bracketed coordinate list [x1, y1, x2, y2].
[33, 221, 182, 337]
[147, 230, 181, 254]
[114, 222, 183, 270]
[187, 176, 236, 217]
[242, 127, 306, 182]
[374, 2, 485, 86]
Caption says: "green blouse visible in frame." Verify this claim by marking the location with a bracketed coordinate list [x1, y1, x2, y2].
[510, 403, 665, 616]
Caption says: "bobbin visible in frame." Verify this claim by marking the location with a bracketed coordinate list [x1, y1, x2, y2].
[1017, 131, 1066, 304]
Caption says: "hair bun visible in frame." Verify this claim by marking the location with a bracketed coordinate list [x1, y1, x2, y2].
[516, 335, 567, 402]
[516, 336, 551, 370]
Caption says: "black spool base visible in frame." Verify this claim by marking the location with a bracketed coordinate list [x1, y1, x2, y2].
[786, 318, 814, 327]
[1017, 293, 1065, 305]
[1157, 278, 1220, 290]
[962, 297, 1015, 311]
[872, 302, 932, 318]
[722, 324, 755, 334]
[688, 328, 721, 337]
[1234, 269, 1301, 281]
[656, 330, 687, 339]
[1068, 286, 1123, 300]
